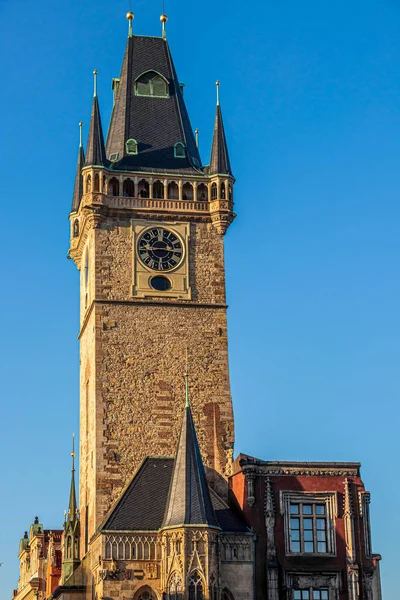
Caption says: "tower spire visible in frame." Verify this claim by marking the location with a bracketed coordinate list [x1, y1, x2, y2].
[209, 80, 232, 176]
[85, 72, 107, 167]
[71, 122, 85, 212]
[68, 434, 77, 521]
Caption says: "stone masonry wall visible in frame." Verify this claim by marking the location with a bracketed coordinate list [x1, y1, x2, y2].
[79, 217, 235, 535]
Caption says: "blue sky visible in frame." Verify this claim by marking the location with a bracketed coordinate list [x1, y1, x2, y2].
[0, 0, 399, 597]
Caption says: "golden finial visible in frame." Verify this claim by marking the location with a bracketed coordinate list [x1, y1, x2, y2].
[160, 14, 168, 39]
[216, 80, 220, 106]
[127, 11, 134, 37]
[195, 129, 199, 148]
[93, 70, 98, 97]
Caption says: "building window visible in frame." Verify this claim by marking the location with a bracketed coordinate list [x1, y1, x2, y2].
[153, 180, 164, 199]
[135, 71, 169, 97]
[294, 590, 329, 600]
[109, 177, 119, 196]
[123, 178, 135, 197]
[174, 142, 186, 158]
[126, 139, 138, 155]
[138, 179, 149, 198]
[281, 491, 337, 556]
[189, 571, 203, 600]
[211, 182, 218, 200]
[168, 181, 179, 199]
[289, 502, 327, 553]
[182, 182, 193, 200]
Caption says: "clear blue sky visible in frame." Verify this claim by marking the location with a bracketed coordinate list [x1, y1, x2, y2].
[0, 0, 399, 597]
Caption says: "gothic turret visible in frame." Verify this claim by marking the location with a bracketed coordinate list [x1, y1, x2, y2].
[162, 370, 219, 529]
[61, 435, 80, 583]
[71, 122, 85, 212]
[85, 71, 107, 167]
[209, 82, 232, 176]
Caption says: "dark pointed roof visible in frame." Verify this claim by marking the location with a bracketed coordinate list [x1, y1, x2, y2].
[209, 104, 232, 176]
[162, 404, 219, 528]
[106, 36, 202, 174]
[71, 144, 85, 212]
[101, 457, 249, 533]
[85, 95, 107, 167]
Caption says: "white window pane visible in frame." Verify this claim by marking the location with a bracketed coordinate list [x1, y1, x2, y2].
[321, 592, 328, 600]
[303, 518, 313, 530]
[302, 592, 310, 600]
[317, 518, 326, 530]
[290, 518, 300, 529]
[294, 593, 301, 600]
[290, 504, 300, 515]
[316, 504, 326, 515]
[313, 593, 321, 600]
[302, 504, 312, 514]
[291, 530, 300, 541]
[317, 530, 326, 542]
[317, 541, 327, 552]
[304, 530, 313, 542]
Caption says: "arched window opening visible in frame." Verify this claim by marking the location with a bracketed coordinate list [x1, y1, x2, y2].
[188, 571, 203, 600]
[123, 178, 135, 197]
[135, 71, 169, 97]
[86, 175, 92, 194]
[211, 182, 218, 200]
[174, 142, 186, 158]
[182, 182, 193, 201]
[138, 179, 149, 198]
[220, 182, 226, 199]
[153, 180, 164, 199]
[125, 542, 131, 559]
[222, 588, 235, 600]
[134, 587, 157, 600]
[110, 178, 120, 197]
[197, 184, 208, 201]
[168, 573, 183, 600]
[73, 219, 79, 238]
[94, 173, 100, 192]
[168, 182, 179, 200]
[105, 541, 111, 559]
[126, 138, 138, 155]
[66, 536, 72, 559]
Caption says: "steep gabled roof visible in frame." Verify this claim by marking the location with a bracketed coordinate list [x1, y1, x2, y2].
[106, 35, 201, 174]
[85, 95, 107, 167]
[209, 103, 232, 176]
[162, 404, 219, 529]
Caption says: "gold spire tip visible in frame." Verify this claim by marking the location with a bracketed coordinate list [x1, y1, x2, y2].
[160, 13, 168, 22]
[126, 11, 134, 20]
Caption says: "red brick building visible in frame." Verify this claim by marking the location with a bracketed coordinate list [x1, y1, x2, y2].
[230, 455, 382, 600]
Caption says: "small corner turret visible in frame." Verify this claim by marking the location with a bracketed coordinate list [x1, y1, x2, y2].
[61, 434, 81, 584]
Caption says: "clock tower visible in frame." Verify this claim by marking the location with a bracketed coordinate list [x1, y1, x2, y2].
[68, 16, 236, 552]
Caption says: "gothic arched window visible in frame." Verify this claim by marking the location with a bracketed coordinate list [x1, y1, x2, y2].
[126, 138, 138, 155]
[182, 182, 193, 201]
[134, 587, 157, 600]
[86, 174, 91, 194]
[66, 536, 72, 559]
[222, 588, 235, 600]
[188, 571, 203, 600]
[168, 182, 179, 200]
[220, 182, 226, 199]
[211, 182, 218, 200]
[169, 573, 183, 600]
[73, 219, 79, 238]
[174, 142, 186, 158]
[153, 180, 164, 199]
[135, 71, 169, 97]
[94, 173, 100, 192]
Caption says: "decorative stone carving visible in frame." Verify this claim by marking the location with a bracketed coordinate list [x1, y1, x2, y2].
[265, 478, 276, 562]
[245, 471, 256, 506]
[344, 479, 356, 565]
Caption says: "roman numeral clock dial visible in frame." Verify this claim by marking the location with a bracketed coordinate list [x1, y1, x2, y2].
[138, 227, 184, 271]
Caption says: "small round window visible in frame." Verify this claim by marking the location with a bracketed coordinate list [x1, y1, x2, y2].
[150, 276, 171, 292]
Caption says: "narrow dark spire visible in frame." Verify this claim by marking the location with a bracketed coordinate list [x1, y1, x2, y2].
[209, 81, 232, 176]
[162, 399, 219, 528]
[71, 122, 85, 212]
[85, 71, 107, 167]
[68, 434, 77, 521]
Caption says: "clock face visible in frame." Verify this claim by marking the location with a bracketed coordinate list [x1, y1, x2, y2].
[137, 227, 184, 271]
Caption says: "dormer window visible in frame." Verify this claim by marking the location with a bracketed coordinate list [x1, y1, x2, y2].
[135, 71, 169, 97]
[174, 142, 186, 158]
[126, 139, 138, 155]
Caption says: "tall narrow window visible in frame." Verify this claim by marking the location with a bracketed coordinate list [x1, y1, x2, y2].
[66, 536, 72, 559]
[294, 590, 329, 600]
[153, 180, 164, 199]
[182, 182, 193, 200]
[86, 175, 91, 193]
[169, 573, 183, 600]
[135, 71, 169, 97]
[289, 502, 327, 553]
[126, 139, 138, 155]
[197, 184, 208, 201]
[73, 219, 79, 238]
[109, 177, 119, 196]
[123, 178, 135, 197]
[188, 572, 203, 600]
[94, 173, 100, 192]
[168, 182, 179, 199]
[138, 179, 149, 198]
[174, 142, 186, 158]
[211, 182, 218, 200]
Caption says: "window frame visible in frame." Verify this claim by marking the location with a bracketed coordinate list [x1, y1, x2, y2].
[280, 491, 337, 557]
[134, 71, 169, 98]
[294, 589, 329, 600]
[174, 142, 186, 158]
[126, 138, 138, 155]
